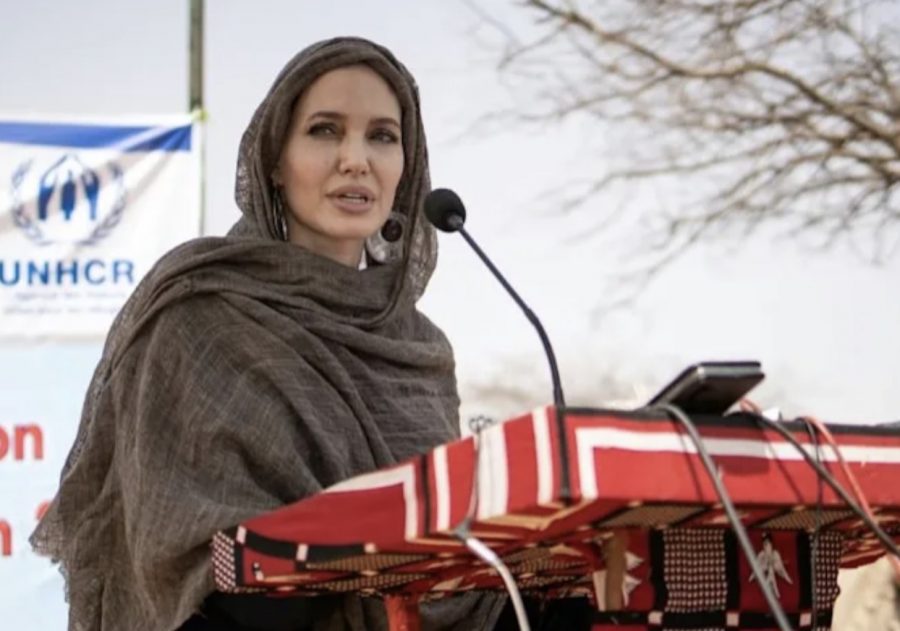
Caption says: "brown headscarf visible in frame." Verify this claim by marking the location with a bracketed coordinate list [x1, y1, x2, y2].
[31, 37, 503, 631]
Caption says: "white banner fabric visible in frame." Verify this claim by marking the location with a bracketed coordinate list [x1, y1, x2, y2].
[1, 343, 101, 629]
[0, 115, 201, 339]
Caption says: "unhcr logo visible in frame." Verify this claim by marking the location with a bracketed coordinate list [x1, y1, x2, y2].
[2, 154, 134, 287]
[10, 153, 126, 246]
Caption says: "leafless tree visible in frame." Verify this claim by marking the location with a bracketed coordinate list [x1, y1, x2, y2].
[474, 0, 900, 284]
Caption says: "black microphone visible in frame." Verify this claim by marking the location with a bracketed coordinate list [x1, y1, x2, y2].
[424, 188, 566, 410]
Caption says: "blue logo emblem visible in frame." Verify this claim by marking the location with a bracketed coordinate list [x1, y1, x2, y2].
[10, 154, 127, 246]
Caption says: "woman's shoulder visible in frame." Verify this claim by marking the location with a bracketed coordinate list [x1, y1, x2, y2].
[107, 235, 275, 349]
[407, 308, 453, 345]
[104, 285, 265, 386]
[151, 290, 245, 337]
[140, 233, 282, 287]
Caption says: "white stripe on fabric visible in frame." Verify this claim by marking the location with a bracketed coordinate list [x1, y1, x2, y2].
[532, 407, 554, 505]
[576, 426, 900, 463]
[574, 425, 900, 499]
[433, 445, 451, 532]
[476, 423, 509, 520]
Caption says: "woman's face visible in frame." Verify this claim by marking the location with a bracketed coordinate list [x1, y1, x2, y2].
[275, 65, 405, 266]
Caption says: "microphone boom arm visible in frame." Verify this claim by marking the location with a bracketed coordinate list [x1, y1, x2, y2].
[457, 225, 565, 410]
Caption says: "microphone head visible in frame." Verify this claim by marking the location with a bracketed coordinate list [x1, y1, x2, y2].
[424, 188, 466, 232]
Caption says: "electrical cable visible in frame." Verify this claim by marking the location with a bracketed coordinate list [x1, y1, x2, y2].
[742, 413, 900, 562]
[801, 418, 823, 628]
[462, 535, 531, 631]
[453, 416, 532, 631]
[648, 403, 794, 631]
[800, 415, 900, 581]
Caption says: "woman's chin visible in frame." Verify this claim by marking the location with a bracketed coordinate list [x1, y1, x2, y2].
[328, 217, 386, 241]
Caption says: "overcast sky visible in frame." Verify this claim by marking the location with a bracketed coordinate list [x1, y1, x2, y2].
[2, 0, 898, 424]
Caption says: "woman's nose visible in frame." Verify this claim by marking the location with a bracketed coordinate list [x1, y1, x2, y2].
[337, 136, 370, 175]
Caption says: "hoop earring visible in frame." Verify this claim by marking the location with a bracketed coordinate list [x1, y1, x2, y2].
[365, 211, 406, 264]
[272, 187, 289, 242]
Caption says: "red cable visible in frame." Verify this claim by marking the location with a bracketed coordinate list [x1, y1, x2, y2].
[739, 399, 899, 580]
[799, 415, 900, 581]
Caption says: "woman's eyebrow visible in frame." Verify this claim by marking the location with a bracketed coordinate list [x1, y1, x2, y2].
[307, 110, 400, 128]
[371, 116, 401, 128]
[306, 110, 344, 121]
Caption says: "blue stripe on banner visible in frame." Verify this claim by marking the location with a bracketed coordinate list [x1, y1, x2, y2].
[0, 121, 192, 152]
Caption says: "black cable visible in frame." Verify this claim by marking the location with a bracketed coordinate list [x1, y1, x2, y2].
[648, 404, 794, 631]
[743, 413, 900, 561]
[801, 418, 822, 628]
[456, 227, 564, 409]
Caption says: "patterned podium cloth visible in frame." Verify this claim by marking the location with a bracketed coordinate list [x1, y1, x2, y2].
[211, 407, 900, 629]
[586, 529, 841, 630]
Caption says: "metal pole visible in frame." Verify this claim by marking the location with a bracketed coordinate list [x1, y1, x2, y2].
[189, 0, 206, 235]
[189, 0, 204, 112]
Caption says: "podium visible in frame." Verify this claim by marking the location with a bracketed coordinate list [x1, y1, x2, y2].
[211, 407, 900, 630]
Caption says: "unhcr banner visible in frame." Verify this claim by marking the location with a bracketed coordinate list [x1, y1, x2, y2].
[0, 115, 201, 627]
[1, 344, 100, 628]
[0, 115, 201, 339]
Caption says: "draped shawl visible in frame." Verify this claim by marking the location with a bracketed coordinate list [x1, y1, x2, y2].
[31, 37, 502, 631]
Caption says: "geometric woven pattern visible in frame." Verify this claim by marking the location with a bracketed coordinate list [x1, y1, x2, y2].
[210, 532, 237, 591]
[597, 504, 705, 528]
[758, 509, 856, 531]
[584, 529, 848, 630]
[663, 530, 728, 612]
[210, 407, 900, 631]
[812, 532, 843, 612]
[305, 573, 429, 592]
[305, 553, 428, 572]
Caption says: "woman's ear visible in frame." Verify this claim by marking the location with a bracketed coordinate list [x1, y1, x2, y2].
[271, 166, 283, 187]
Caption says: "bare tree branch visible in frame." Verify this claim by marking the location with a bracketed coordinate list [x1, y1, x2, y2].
[481, 0, 900, 281]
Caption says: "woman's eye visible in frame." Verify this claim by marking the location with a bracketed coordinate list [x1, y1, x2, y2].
[308, 123, 338, 137]
[371, 129, 400, 144]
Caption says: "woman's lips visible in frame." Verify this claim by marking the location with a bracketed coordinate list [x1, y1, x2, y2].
[327, 185, 376, 214]
[328, 193, 375, 214]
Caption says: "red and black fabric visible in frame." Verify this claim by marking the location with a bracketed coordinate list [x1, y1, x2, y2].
[211, 407, 900, 629]
[588, 529, 841, 630]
